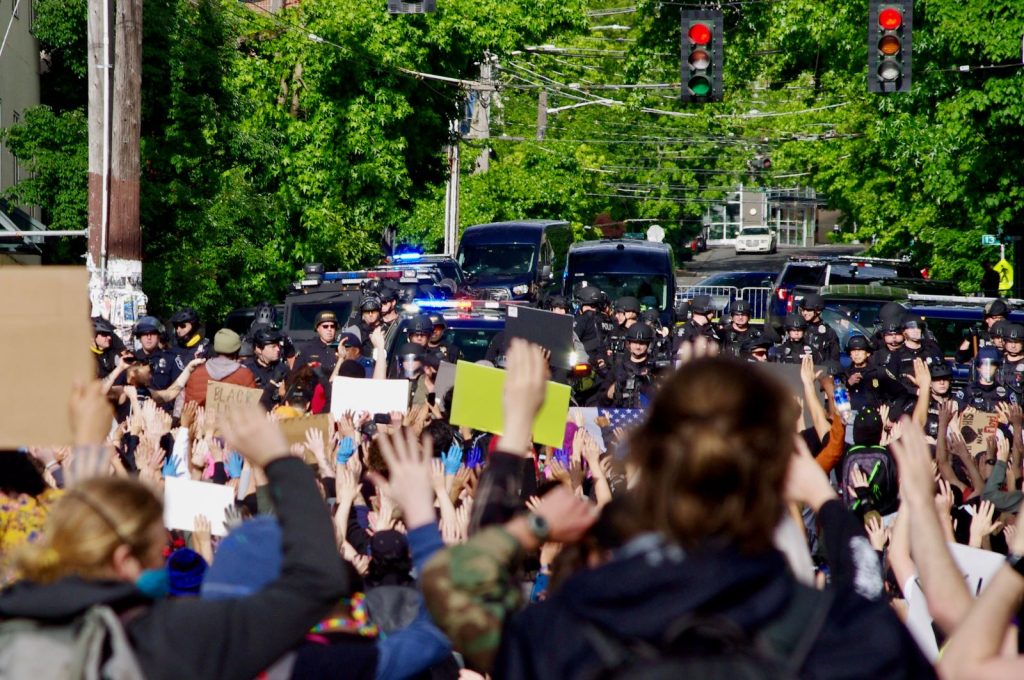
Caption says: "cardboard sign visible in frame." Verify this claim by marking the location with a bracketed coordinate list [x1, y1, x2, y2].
[205, 382, 263, 426]
[277, 414, 334, 465]
[449, 360, 570, 447]
[435, 361, 457, 406]
[331, 376, 409, 417]
[904, 542, 1005, 660]
[758, 362, 815, 430]
[0, 267, 94, 447]
[163, 477, 236, 536]
[960, 410, 999, 457]
[505, 305, 577, 369]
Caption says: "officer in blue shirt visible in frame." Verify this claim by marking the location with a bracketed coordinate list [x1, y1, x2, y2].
[132, 316, 183, 411]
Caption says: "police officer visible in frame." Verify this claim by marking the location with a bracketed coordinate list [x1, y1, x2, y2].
[90, 317, 121, 379]
[901, 313, 943, 368]
[405, 314, 434, 348]
[602, 322, 658, 409]
[606, 296, 641, 360]
[775, 314, 822, 364]
[798, 294, 840, 363]
[845, 335, 882, 413]
[353, 294, 383, 357]
[957, 298, 1008, 363]
[131, 316, 183, 411]
[998, 323, 1024, 398]
[741, 335, 773, 363]
[718, 300, 762, 357]
[244, 327, 289, 410]
[295, 310, 339, 376]
[426, 312, 460, 363]
[169, 307, 211, 365]
[955, 346, 1017, 410]
[673, 295, 720, 353]
[925, 362, 955, 440]
[574, 286, 607, 362]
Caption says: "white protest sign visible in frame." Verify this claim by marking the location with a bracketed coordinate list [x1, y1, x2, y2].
[904, 542, 1005, 660]
[163, 477, 236, 537]
[331, 377, 410, 417]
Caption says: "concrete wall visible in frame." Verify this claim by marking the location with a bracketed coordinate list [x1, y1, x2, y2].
[0, 0, 40, 207]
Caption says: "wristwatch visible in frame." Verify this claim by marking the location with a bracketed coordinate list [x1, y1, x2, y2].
[1007, 553, 1024, 578]
[526, 512, 551, 543]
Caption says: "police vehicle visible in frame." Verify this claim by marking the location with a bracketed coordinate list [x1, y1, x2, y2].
[388, 299, 510, 364]
[284, 264, 448, 342]
[769, 255, 925, 330]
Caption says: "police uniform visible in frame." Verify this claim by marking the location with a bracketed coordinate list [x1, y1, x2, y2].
[245, 358, 289, 409]
[775, 339, 823, 365]
[602, 358, 656, 409]
[295, 309, 340, 377]
[719, 325, 762, 357]
[427, 341, 460, 364]
[955, 299, 1007, 364]
[797, 295, 840, 363]
[953, 381, 1017, 410]
[574, 309, 604, 357]
[136, 347, 184, 413]
[672, 295, 720, 354]
[175, 335, 211, 365]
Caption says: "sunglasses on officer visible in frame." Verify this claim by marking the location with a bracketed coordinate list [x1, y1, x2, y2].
[318, 322, 337, 329]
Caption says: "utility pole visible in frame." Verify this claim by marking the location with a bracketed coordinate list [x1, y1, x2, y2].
[443, 118, 460, 256]
[86, 0, 112, 310]
[86, 0, 147, 337]
[471, 52, 497, 174]
[536, 90, 548, 141]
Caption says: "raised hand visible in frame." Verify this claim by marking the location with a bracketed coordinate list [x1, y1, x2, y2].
[530, 485, 598, 543]
[193, 514, 214, 564]
[969, 500, 1003, 548]
[784, 435, 838, 512]
[865, 515, 887, 552]
[502, 339, 548, 455]
[548, 458, 571, 487]
[441, 441, 463, 476]
[221, 404, 290, 469]
[369, 428, 436, 530]
[180, 400, 199, 431]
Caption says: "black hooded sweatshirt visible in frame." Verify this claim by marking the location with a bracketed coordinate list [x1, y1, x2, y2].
[0, 459, 347, 680]
[494, 534, 935, 680]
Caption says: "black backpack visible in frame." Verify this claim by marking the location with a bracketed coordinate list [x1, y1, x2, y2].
[579, 585, 833, 680]
[841, 445, 899, 516]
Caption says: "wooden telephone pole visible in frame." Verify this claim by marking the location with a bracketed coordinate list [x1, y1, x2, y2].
[86, 0, 147, 334]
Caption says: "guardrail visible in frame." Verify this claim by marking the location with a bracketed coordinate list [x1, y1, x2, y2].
[676, 286, 773, 321]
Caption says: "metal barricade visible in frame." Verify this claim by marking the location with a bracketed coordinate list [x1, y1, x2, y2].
[675, 285, 740, 313]
[739, 287, 772, 322]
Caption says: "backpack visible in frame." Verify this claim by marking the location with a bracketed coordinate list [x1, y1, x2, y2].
[579, 585, 833, 680]
[840, 445, 899, 515]
[0, 605, 145, 680]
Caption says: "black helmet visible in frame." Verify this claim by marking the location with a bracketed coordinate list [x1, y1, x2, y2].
[985, 298, 1009, 318]
[991, 319, 1010, 339]
[977, 346, 1003, 366]
[641, 309, 661, 326]
[690, 295, 715, 315]
[880, 318, 904, 334]
[546, 294, 569, 311]
[901, 313, 926, 330]
[614, 296, 641, 314]
[170, 307, 199, 326]
[625, 322, 654, 343]
[379, 282, 400, 303]
[397, 342, 424, 359]
[1005, 323, 1024, 342]
[847, 334, 872, 352]
[784, 313, 807, 331]
[799, 293, 825, 312]
[930, 362, 953, 380]
[878, 302, 908, 324]
[743, 335, 773, 352]
[134, 316, 162, 336]
[675, 300, 691, 321]
[576, 286, 604, 306]
[360, 294, 382, 312]
[253, 327, 283, 347]
[730, 300, 753, 316]
[93, 317, 115, 335]
[428, 312, 447, 331]
[407, 315, 434, 335]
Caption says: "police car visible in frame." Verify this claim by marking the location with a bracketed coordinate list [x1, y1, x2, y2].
[388, 299, 511, 364]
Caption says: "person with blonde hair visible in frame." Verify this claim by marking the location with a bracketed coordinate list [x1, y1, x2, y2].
[0, 403, 347, 680]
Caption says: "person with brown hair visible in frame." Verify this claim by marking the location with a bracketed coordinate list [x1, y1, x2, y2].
[0, 404, 347, 680]
[422, 345, 934, 678]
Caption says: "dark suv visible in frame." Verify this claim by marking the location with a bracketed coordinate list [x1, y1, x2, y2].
[769, 256, 923, 329]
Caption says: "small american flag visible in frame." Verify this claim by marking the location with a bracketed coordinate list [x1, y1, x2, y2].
[597, 408, 648, 431]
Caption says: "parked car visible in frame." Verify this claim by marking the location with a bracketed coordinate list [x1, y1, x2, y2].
[734, 227, 777, 254]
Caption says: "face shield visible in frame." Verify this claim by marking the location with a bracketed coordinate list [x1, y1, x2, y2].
[977, 358, 998, 383]
[400, 353, 424, 380]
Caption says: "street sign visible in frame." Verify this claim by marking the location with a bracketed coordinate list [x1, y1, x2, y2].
[982, 234, 999, 246]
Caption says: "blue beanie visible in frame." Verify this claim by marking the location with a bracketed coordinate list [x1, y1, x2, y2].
[200, 517, 283, 600]
[167, 548, 208, 597]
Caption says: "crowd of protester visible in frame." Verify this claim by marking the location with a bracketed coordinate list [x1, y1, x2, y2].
[4, 285, 1024, 678]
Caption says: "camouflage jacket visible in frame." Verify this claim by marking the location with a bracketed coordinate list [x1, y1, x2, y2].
[421, 527, 525, 673]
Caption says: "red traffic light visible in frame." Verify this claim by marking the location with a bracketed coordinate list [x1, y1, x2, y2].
[688, 23, 711, 45]
[878, 7, 902, 30]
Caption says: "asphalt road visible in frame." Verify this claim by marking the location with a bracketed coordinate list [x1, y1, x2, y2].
[678, 244, 865, 283]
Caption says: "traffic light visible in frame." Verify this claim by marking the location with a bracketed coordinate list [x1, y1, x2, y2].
[868, 0, 912, 93]
[681, 9, 723, 103]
